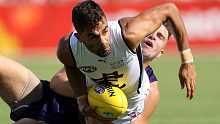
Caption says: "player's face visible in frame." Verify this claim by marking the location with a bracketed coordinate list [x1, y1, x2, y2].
[80, 17, 111, 57]
[141, 25, 168, 60]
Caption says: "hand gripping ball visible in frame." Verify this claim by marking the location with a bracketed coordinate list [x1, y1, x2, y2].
[88, 84, 128, 118]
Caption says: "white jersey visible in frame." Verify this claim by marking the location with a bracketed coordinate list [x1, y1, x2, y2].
[69, 20, 150, 123]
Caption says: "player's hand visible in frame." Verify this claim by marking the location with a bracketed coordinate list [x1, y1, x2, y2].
[179, 62, 197, 100]
[82, 105, 117, 122]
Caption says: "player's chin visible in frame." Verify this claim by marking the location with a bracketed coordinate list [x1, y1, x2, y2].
[97, 51, 110, 57]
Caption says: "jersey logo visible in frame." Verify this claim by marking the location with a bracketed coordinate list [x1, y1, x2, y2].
[128, 111, 140, 118]
[79, 66, 97, 73]
[94, 86, 105, 94]
[91, 71, 126, 89]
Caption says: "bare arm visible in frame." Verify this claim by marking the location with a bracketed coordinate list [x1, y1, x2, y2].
[56, 34, 87, 99]
[57, 34, 115, 122]
[50, 67, 74, 98]
[130, 81, 159, 124]
[120, 3, 187, 50]
[56, 34, 89, 114]
[120, 3, 196, 99]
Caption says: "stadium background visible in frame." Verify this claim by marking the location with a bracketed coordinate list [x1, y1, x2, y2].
[0, 0, 220, 123]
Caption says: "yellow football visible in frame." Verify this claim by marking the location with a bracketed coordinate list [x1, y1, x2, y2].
[88, 84, 128, 118]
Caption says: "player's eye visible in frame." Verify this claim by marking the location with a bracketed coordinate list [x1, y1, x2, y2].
[157, 33, 165, 41]
[90, 35, 98, 40]
[102, 29, 108, 35]
[102, 26, 108, 36]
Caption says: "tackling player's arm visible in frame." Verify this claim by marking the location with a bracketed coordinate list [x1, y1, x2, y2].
[120, 3, 196, 99]
[131, 66, 159, 124]
[50, 67, 74, 98]
[130, 81, 159, 124]
[57, 34, 115, 122]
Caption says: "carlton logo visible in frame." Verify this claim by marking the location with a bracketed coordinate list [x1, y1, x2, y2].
[94, 86, 105, 94]
[79, 66, 97, 73]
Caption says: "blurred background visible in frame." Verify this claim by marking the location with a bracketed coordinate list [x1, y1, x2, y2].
[0, 0, 220, 123]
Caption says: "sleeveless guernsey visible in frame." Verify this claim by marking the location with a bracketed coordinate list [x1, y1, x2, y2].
[69, 20, 150, 123]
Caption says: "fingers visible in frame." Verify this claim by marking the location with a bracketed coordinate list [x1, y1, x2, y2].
[189, 73, 196, 100]
[185, 77, 191, 99]
[179, 76, 185, 89]
[182, 72, 196, 100]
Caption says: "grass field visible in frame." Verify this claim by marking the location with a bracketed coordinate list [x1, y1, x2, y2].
[0, 53, 220, 124]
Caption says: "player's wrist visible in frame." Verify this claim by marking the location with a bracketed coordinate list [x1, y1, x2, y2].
[77, 94, 89, 114]
[77, 94, 87, 100]
[79, 104, 89, 114]
[179, 48, 190, 54]
[182, 58, 194, 64]
[77, 95, 89, 107]
[179, 48, 194, 64]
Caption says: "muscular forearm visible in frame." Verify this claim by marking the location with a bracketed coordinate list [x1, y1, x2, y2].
[165, 4, 190, 51]
[65, 65, 88, 106]
[56, 34, 88, 100]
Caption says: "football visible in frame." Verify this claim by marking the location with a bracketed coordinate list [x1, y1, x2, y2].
[88, 84, 128, 118]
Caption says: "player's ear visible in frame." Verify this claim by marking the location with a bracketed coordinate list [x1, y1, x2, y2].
[156, 49, 164, 58]
[74, 33, 83, 43]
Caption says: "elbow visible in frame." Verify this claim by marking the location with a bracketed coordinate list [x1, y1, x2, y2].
[165, 3, 179, 15]
[50, 68, 67, 91]
[165, 3, 177, 10]
[154, 90, 160, 99]
[150, 88, 160, 100]
[50, 75, 58, 91]
[149, 83, 160, 100]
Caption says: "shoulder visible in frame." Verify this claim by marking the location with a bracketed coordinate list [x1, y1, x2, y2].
[118, 17, 140, 51]
[145, 66, 152, 72]
[57, 33, 75, 66]
[145, 66, 154, 77]
[118, 17, 133, 39]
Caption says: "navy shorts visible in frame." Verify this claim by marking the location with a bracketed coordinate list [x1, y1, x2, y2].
[10, 80, 79, 124]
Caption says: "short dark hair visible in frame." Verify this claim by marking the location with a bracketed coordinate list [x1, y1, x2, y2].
[72, 0, 106, 34]
[163, 21, 172, 40]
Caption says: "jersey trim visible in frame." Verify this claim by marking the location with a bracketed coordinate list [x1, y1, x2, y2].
[145, 66, 157, 83]
[118, 20, 136, 54]
[136, 44, 143, 94]
[68, 32, 76, 66]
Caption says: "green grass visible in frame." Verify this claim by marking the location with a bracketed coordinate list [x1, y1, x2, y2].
[0, 55, 220, 124]
[148, 55, 220, 124]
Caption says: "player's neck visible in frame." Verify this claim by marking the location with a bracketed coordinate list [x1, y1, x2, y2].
[143, 61, 151, 69]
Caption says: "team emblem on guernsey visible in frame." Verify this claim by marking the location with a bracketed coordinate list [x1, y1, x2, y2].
[79, 66, 97, 73]
[94, 86, 105, 94]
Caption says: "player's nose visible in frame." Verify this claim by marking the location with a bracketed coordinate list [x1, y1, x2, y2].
[147, 34, 156, 41]
[99, 35, 108, 46]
